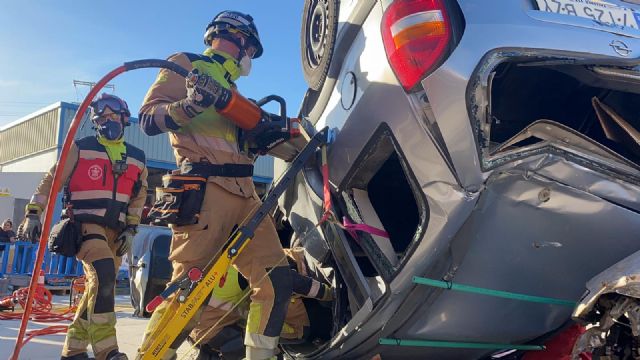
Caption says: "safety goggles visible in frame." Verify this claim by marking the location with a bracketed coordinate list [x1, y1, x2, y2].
[227, 28, 259, 59]
[93, 112, 123, 125]
[91, 97, 130, 117]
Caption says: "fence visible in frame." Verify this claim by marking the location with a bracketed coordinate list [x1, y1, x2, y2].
[0, 241, 83, 281]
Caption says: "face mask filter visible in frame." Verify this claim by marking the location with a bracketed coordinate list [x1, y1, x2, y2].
[97, 119, 123, 140]
[239, 54, 252, 76]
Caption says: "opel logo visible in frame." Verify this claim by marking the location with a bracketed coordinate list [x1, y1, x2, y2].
[610, 40, 632, 57]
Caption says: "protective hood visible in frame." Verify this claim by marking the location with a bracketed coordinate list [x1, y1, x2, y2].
[97, 135, 126, 163]
[204, 48, 241, 81]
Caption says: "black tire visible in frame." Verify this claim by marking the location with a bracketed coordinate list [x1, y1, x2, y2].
[301, 0, 338, 90]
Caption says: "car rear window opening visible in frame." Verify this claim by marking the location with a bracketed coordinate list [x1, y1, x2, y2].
[487, 61, 640, 166]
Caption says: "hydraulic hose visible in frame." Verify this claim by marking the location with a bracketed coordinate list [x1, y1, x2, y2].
[10, 59, 191, 360]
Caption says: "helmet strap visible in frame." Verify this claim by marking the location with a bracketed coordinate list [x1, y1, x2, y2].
[210, 32, 247, 61]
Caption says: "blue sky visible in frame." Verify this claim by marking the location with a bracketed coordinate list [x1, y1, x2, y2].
[0, 1, 307, 126]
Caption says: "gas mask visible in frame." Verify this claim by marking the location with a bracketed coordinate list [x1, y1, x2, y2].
[239, 54, 252, 77]
[97, 119, 124, 140]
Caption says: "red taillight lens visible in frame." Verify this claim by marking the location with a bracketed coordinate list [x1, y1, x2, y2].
[381, 0, 452, 91]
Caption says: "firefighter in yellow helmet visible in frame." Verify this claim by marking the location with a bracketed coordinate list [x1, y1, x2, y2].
[18, 94, 148, 360]
[138, 10, 292, 360]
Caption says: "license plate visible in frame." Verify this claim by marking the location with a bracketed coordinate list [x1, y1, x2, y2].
[535, 0, 640, 29]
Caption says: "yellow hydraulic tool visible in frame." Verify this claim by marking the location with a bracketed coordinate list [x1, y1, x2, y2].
[137, 127, 330, 360]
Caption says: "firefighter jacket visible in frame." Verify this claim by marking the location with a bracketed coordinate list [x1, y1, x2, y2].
[29, 136, 149, 230]
[139, 49, 255, 198]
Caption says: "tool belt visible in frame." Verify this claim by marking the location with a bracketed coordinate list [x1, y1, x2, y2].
[180, 162, 253, 178]
[148, 163, 253, 226]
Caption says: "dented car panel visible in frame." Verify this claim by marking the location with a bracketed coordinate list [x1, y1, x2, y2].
[571, 250, 640, 357]
[283, 0, 640, 358]
[574, 250, 640, 320]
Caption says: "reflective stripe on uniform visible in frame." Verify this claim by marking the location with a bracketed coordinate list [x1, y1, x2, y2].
[308, 280, 320, 298]
[78, 149, 110, 160]
[244, 331, 279, 350]
[74, 209, 107, 217]
[127, 157, 145, 172]
[30, 194, 48, 206]
[188, 132, 238, 153]
[207, 297, 234, 311]
[92, 335, 118, 355]
[70, 190, 130, 203]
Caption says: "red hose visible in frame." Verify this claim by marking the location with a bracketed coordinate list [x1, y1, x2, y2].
[0, 284, 75, 321]
[8, 59, 189, 359]
[10, 66, 126, 360]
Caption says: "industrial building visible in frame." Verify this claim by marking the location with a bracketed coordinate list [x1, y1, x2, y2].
[0, 101, 274, 225]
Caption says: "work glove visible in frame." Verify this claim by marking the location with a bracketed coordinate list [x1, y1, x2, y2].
[17, 213, 42, 243]
[116, 226, 137, 257]
[170, 69, 226, 122]
[245, 117, 291, 154]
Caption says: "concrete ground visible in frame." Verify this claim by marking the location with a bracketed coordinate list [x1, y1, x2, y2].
[0, 295, 192, 359]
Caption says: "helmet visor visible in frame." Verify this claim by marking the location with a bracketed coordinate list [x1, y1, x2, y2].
[93, 112, 122, 125]
[92, 97, 130, 117]
[231, 30, 259, 58]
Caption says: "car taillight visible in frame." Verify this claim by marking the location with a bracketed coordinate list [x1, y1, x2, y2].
[381, 0, 452, 91]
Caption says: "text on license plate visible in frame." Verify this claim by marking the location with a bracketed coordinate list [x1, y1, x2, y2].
[535, 0, 640, 29]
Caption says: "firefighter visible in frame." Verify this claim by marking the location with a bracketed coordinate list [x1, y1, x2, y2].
[189, 248, 333, 360]
[18, 94, 148, 360]
[138, 10, 292, 360]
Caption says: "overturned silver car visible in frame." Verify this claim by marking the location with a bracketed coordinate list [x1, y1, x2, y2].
[273, 0, 640, 358]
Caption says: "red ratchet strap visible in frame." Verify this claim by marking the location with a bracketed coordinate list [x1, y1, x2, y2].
[341, 216, 389, 240]
[320, 145, 332, 223]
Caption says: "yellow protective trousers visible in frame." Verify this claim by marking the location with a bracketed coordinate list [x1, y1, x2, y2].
[62, 223, 122, 360]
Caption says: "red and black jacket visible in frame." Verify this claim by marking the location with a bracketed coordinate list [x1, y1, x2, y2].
[66, 136, 145, 231]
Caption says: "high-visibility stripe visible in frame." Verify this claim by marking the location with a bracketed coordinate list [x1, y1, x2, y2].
[207, 297, 233, 311]
[92, 336, 118, 354]
[127, 157, 145, 171]
[64, 338, 90, 352]
[30, 194, 48, 205]
[308, 280, 320, 298]
[78, 149, 111, 160]
[74, 209, 107, 217]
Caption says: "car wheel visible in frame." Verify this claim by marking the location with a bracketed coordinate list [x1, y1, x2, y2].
[301, 0, 338, 90]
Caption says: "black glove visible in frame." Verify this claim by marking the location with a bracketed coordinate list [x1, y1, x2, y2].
[186, 69, 225, 108]
[17, 213, 42, 242]
[245, 116, 291, 154]
[171, 69, 227, 120]
[116, 226, 137, 257]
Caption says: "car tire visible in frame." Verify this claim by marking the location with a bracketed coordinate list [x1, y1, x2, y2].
[301, 0, 338, 90]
